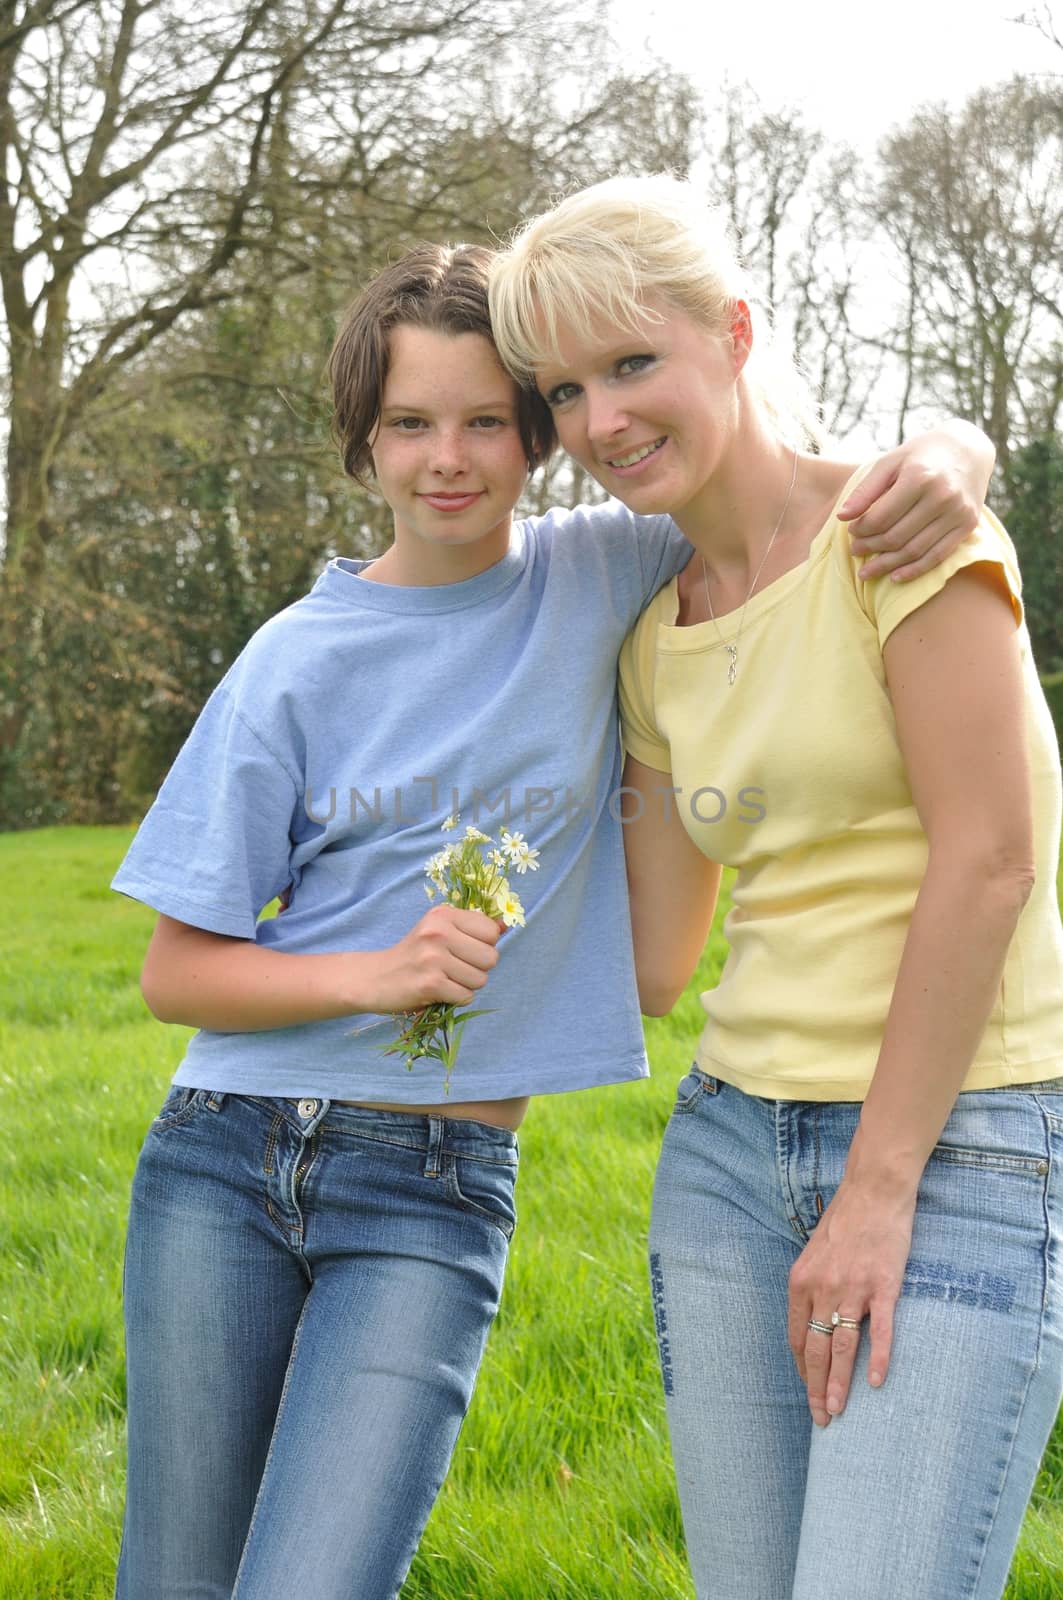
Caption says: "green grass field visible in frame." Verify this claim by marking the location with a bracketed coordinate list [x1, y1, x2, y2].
[1, 827, 1062, 1598]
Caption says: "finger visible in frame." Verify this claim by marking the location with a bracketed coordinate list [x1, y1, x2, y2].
[863, 526, 968, 583]
[443, 950, 498, 994]
[843, 472, 927, 540]
[850, 477, 979, 550]
[844, 478, 927, 547]
[867, 1296, 895, 1389]
[883, 544, 966, 583]
[803, 1321, 833, 1427]
[435, 953, 500, 1002]
[420, 968, 479, 1005]
[851, 498, 963, 567]
[836, 459, 899, 523]
[850, 512, 942, 562]
[787, 1286, 812, 1383]
[449, 907, 504, 943]
[451, 927, 502, 970]
[825, 1317, 863, 1417]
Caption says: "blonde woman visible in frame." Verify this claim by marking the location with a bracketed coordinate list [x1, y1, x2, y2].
[489, 177, 1063, 1600]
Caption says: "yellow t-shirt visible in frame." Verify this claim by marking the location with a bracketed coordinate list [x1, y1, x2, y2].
[619, 480, 1063, 1101]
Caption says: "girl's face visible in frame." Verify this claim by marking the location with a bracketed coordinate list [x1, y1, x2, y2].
[371, 325, 529, 582]
[535, 298, 749, 530]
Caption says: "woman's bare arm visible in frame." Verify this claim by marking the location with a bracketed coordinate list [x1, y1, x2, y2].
[787, 563, 1033, 1426]
[621, 754, 722, 1016]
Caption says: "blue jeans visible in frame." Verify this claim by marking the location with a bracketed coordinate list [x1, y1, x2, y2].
[649, 1069, 1063, 1600]
[116, 1090, 517, 1600]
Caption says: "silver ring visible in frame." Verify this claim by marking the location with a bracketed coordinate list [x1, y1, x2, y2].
[831, 1311, 863, 1331]
[807, 1318, 834, 1336]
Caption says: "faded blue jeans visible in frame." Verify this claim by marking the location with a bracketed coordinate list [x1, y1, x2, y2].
[649, 1069, 1063, 1600]
[116, 1089, 517, 1600]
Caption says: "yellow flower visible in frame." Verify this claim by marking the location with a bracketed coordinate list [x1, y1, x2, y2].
[498, 891, 525, 928]
[491, 878, 525, 927]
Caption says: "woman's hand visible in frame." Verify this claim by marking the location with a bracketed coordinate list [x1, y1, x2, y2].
[839, 422, 995, 582]
[787, 1178, 916, 1428]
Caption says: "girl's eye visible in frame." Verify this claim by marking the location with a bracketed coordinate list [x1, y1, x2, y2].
[471, 416, 505, 429]
[392, 417, 426, 431]
[616, 354, 656, 378]
[543, 382, 579, 409]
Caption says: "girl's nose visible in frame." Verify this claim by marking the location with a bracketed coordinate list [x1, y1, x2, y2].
[429, 428, 468, 476]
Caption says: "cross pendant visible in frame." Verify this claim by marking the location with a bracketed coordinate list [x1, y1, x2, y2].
[726, 643, 738, 685]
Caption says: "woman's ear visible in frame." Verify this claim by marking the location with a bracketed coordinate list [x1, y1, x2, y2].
[729, 299, 753, 372]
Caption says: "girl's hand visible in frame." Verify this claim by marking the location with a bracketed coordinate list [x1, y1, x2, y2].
[786, 1180, 916, 1427]
[839, 423, 995, 582]
[369, 904, 502, 1014]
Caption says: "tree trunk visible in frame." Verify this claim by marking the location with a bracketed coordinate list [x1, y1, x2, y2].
[0, 410, 55, 760]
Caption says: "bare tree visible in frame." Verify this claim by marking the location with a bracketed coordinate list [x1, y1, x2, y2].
[0, 0, 696, 773]
[875, 76, 1063, 481]
[699, 85, 885, 443]
[1011, 1, 1063, 56]
[0, 0, 700, 818]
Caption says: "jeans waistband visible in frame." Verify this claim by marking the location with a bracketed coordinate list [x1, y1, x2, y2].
[232, 1093, 520, 1158]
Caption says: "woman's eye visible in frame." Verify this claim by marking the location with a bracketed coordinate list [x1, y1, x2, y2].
[616, 354, 655, 378]
[471, 416, 505, 429]
[392, 417, 425, 431]
[544, 382, 579, 409]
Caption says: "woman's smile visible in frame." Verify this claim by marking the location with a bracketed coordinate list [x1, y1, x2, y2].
[602, 436, 668, 473]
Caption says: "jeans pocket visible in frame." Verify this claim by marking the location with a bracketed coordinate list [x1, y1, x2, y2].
[672, 1066, 720, 1115]
[929, 1090, 1052, 1178]
[444, 1152, 517, 1240]
[150, 1087, 217, 1133]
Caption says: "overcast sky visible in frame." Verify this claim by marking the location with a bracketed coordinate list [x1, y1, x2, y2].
[609, 0, 1057, 146]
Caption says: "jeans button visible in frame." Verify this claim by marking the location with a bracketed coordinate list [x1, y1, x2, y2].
[297, 1098, 319, 1119]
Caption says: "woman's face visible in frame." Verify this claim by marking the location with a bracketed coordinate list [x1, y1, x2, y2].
[370, 325, 529, 581]
[535, 297, 748, 523]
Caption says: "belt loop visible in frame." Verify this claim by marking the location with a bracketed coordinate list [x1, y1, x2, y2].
[205, 1092, 228, 1112]
[424, 1115, 445, 1178]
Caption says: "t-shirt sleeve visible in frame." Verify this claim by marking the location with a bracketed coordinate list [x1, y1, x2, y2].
[618, 599, 673, 771]
[566, 499, 691, 618]
[111, 682, 301, 938]
[639, 516, 693, 606]
[854, 505, 1023, 647]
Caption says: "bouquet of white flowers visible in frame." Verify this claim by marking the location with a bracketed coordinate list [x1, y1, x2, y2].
[383, 814, 540, 1086]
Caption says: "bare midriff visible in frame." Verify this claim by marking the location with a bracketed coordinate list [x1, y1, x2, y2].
[334, 1095, 530, 1131]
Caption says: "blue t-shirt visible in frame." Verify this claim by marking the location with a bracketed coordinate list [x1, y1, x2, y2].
[112, 501, 690, 1100]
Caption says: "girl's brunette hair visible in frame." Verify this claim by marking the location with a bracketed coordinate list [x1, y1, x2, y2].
[329, 243, 556, 486]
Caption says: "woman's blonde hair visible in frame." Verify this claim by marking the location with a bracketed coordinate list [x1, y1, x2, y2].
[488, 174, 825, 450]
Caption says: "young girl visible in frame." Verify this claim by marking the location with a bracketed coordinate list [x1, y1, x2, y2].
[488, 175, 1063, 1600]
[111, 240, 993, 1600]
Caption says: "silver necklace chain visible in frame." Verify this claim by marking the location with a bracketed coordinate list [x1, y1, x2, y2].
[700, 446, 800, 686]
